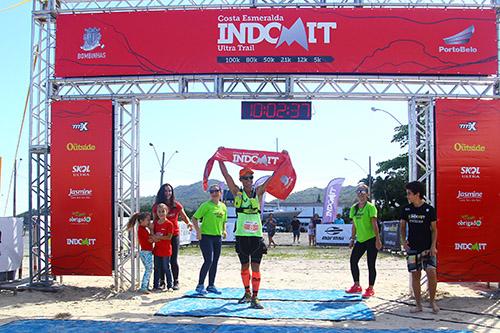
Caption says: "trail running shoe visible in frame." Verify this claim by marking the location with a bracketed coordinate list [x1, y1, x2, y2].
[345, 284, 363, 293]
[250, 297, 264, 309]
[172, 282, 180, 291]
[195, 284, 207, 295]
[206, 285, 221, 294]
[238, 292, 252, 304]
[362, 287, 375, 298]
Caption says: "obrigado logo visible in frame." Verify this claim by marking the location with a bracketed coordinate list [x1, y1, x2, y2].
[453, 143, 485, 152]
[457, 215, 482, 228]
[217, 15, 337, 51]
[69, 211, 92, 224]
[232, 153, 279, 166]
[455, 242, 486, 251]
[68, 188, 93, 199]
[460, 166, 480, 179]
[456, 190, 483, 202]
[72, 165, 91, 177]
[66, 143, 96, 151]
[67, 238, 96, 246]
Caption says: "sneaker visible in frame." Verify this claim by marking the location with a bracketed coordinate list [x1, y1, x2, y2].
[138, 288, 150, 294]
[206, 285, 221, 294]
[172, 282, 180, 291]
[195, 284, 207, 295]
[362, 287, 375, 298]
[345, 284, 363, 293]
[152, 288, 163, 293]
[250, 297, 264, 309]
[238, 292, 252, 304]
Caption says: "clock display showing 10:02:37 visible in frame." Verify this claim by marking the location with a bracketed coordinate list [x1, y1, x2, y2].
[241, 101, 312, 120]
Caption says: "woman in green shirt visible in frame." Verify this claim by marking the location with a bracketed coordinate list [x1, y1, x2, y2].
[345, 183, 382, 298]
[192, 184, 227, 294]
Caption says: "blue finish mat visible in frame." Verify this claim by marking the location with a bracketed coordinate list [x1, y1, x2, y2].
[0, 320, 471, 333]
[155, 297, 374, 321]
[0, 319, 470, 333]
[185, 288, 362, 302]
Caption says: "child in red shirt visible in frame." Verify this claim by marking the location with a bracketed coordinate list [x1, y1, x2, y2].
[152, 203, 174, 291]
[127, 212, 153, 293]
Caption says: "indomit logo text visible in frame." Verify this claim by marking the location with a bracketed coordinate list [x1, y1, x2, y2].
[67, 238, 96, 246]
[217, 17, 337, 51]
[232, 153, 279, 166]
[455, 242, 486, 251]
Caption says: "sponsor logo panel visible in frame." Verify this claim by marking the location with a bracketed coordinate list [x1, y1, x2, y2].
[68, 188, 93, 199]
[66, 238, 97, 246]
[454, 242, 487, 251]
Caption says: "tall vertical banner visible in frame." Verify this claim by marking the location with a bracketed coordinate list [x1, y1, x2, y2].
[435, 99, 500, 282]
[322, 178, 345, 223]
[51, 100, 113, 276]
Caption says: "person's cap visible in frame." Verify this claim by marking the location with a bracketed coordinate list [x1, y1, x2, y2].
[209, 184, 221, 191]
[239, 167, 254, 177]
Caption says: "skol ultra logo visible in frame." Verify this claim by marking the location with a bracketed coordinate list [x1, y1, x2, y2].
[460, 166, 480, 179]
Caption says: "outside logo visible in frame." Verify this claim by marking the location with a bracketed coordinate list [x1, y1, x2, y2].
[454, 242, 486, 251]
[72, 122, 88, 132]
[81, 27, 103, 51]
[453, 143, 485, 152]
[68, 211, 93, 224]
[458, 121, 477, 132]
[443, 25, 475, 45]
[456, 215, 482, 228]
[218, 17, 337, 51]
[456, 190, 482, 202]
[66, 143, 96, 151]
[72, 165, 91, 177]
[460, 166, 480, 179]
[68, 188, 93, 199]
[232, 153, 279, 166]
[67, 238, 96, 246]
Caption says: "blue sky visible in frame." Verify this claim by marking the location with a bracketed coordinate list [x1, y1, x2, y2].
[0, 2, 407, 215]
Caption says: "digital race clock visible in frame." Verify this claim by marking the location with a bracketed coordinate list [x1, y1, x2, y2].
[241, 101, 312, 120]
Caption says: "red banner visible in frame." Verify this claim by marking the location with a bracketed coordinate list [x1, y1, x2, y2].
[435, 99, 500, 282]
[51, 100, 113, 276]
[55, 8, 497, 77]
[203, 147, 296, 200]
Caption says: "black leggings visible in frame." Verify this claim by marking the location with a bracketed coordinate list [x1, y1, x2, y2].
[159, 235, 180, 286]
[350, 237, 378, 286]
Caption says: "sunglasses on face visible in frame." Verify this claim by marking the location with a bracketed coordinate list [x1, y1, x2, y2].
[356, 190, 368, 194]
[209, 189, 220, 194]
[240, 176, 254, 181]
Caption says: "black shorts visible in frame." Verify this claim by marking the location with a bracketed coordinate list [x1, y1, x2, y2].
[235, 236, 267, 264]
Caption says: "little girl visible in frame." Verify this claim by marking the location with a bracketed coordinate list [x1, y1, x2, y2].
[152, 203, 174, 291]
[127, 212, 153, 293]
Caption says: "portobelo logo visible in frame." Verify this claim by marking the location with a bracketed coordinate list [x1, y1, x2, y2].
[440, 25, 477, 53]
[68, 188, 93, 199]
[67, 238, 96, 246]
[453, 143, 485, 152]
[232, 153, 279, 166]
[68, 211, 93, 224]
[456, 215, 482, 228]
[72, 165, 91, 177]
[72, 121, 88, 132]
[458, 121, 477, 132]
[78, 27, 106, 60]
[217, 15, 337, 51]
[454, 242, 486, 251]
[460, 166, 480, 179]
[66, 143, 96, 151]
[456, 190, 483, 202]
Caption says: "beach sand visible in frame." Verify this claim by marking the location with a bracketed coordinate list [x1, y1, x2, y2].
[1, 233, 498, 332]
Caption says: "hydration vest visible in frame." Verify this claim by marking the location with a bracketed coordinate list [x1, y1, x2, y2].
[234, 187, 262, 237]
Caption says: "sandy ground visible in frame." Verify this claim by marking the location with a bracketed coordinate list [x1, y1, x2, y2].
[0, 233, 499, 332]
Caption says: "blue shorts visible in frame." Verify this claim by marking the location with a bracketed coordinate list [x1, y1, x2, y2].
[292, 230, 300, 237]
[407, 249, 437, 272]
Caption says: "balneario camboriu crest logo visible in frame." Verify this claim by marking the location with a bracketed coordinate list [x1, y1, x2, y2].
[81, 27, 103, 51]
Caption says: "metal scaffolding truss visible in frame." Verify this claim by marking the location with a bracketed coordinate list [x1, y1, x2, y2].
[29, 0, 499, 290]
[55, 0, 500, 12]
[53, 75, 499, 101]
[114, 101, 141, 291]
[408, 98, 435, 205]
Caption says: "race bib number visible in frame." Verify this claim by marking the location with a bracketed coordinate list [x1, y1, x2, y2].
[243, 221, 259, 233]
